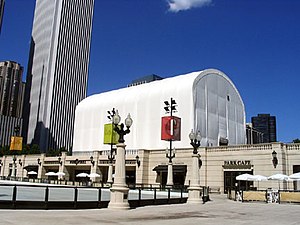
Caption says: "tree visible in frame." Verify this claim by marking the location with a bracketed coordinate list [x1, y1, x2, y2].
[59, 147, 67, 153]
[21, 144, 31, 155]
[293, 139, 300, 143]
[47, 148, 60, 157]
[30, 144, 41, 154]
[0, 144, 41, 156]
[0, 145, 11, 156]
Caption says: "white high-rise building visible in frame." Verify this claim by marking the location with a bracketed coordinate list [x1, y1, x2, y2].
[23, 0, 94, 152]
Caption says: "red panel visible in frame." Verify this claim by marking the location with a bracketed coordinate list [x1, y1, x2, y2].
[161, 116, 181, 141]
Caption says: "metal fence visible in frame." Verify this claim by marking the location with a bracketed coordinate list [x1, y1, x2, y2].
[0, 182, 188, 209]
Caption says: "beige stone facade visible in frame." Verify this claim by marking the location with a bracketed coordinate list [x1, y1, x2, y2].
[1, 143, 300, 193]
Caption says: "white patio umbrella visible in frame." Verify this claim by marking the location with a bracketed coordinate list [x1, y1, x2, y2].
[55, 172, 65, 176]
[45, 171, 57, 176]
[268, 173, 289, 190]
[251, 175, 268, 190]
[252, 175, 268, 181]
[268, 173, 289, 181]
[289, 172, 300, 180]
[236, 173, 255, 181]
[88, 173, 101, 178]
[28, 171, 38, 175]
[76, 172, 89, 178]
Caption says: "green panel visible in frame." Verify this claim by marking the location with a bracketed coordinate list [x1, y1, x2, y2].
[103, 123, 119, 144]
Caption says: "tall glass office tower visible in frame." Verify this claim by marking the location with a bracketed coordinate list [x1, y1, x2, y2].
[23, 0, 94, 152]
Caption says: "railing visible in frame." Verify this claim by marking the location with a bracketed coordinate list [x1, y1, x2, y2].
[0, 176, 103, 187]
[286, 144, 300, 151]
[100, 149, 139, 156]
[0, 183, 188, 209]
[207, 143, 273, 153]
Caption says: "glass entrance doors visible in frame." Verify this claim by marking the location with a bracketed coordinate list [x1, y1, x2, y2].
[224, 171, 253, 193]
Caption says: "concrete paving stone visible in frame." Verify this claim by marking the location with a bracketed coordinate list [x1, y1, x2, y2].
[0, 194, 299, 225]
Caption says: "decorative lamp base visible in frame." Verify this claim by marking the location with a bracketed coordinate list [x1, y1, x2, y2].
[108, 186, 130, 210]
[187, 186, 202, 204]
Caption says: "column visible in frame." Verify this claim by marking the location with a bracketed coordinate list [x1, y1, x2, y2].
[187, 154, 202, 203]
[108, 142, 129, 209]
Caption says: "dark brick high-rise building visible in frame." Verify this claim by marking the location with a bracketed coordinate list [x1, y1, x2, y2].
[0, 61, 24, 146]
[251, 114, 277, 143]
[0, 61, 25, 118]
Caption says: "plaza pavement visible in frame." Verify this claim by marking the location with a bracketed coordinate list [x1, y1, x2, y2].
[0, 194, 299, 225]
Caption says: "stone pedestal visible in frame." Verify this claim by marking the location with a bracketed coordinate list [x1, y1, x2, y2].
[166, 162, 173, 186]
[108, 143, 129, 210]
[187, 154, 202, 203]
[109, 185, 129, 209]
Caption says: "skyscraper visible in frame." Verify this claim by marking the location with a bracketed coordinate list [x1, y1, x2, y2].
[0, 0, 4, 34]
[23, 0, 94, 152]
[0, 61, 24, 147]
[0, 61, 25, 118]
[251, 114, 277, 143]
[246, 123, 264, 144]
[128, 74, 163, 87]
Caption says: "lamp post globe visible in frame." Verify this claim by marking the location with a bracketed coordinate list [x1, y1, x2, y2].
[196, 132, 201, 143]
[189, 129, 201, 154]
[189, 129, 196, 141]
[125, 113, 133, 128]
[113, 110, 121, 125]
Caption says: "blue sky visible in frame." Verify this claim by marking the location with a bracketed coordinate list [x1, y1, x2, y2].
[0, 0, 300, 143]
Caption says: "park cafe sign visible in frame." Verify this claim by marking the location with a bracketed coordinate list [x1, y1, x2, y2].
[223, 160, 252, 169]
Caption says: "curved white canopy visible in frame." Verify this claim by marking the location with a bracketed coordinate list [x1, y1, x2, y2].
[73, 69, 246, 153]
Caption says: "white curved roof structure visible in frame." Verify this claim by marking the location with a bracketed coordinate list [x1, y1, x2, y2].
[73, 69, 246, 153]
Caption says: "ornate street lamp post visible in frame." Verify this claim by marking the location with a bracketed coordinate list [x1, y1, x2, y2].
[187, 129, 202, 204]
[108, 110, 133, 210]
[107, 109, 117, 185]
[10, 125, 21, 178]
[163, 98, 177, 186]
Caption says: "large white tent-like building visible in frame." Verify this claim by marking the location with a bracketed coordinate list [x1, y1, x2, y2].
[73, 69, 246, 153]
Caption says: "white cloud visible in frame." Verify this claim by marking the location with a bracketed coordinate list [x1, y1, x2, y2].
[167, 0, 212, 12]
